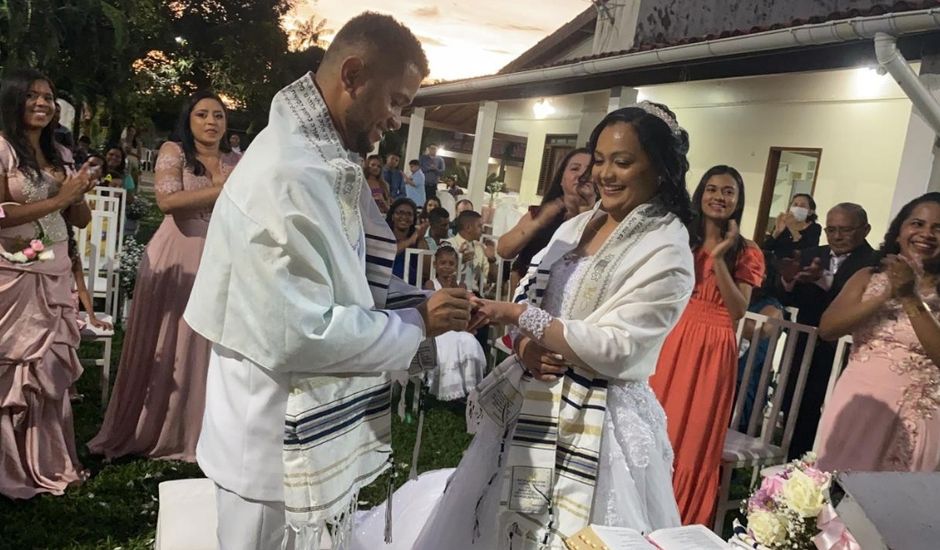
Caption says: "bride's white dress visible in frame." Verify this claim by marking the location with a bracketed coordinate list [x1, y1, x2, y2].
[352, 255, 680, 550]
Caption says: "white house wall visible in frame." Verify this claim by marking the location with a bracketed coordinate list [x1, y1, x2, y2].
[638, 67, 913, 243]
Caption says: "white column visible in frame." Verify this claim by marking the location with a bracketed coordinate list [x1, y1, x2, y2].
[889, 65, 940, 220]
[519, 129, 546, 205]
[606, 86, 638, 113]
[577, 92, 609, 146]
[467, 101, 499, 208]
[404, 107, 426, 164]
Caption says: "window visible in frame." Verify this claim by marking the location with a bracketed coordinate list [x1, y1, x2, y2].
[537, 134, 579, 196]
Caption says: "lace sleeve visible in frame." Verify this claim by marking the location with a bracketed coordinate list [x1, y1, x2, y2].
[155, 142, 184, 195]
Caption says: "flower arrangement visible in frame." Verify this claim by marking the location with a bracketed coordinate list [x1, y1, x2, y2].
[126, 194, 153, 220]
[117, 236, 146, 298]
[731, 453, 859, 550]
[0, 236, 55, 264]
[485, 174, 504, 197]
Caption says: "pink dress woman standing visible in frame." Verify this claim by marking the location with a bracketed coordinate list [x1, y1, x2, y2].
[89, 92, 239, 461]
[0, 69, 96, 498]
[815, 192, 940, 472]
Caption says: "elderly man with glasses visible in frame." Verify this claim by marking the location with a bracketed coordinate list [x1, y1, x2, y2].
[774, 202, 879, 459]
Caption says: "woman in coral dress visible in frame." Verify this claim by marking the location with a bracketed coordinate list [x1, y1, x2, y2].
[650, 165, 765, 526]
[0, 69, 97, 498]
[815, 192, 940, 472]
[88, 91, 239, 462]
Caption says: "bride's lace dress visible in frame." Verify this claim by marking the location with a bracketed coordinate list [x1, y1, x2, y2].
[351, 253, 680, 550]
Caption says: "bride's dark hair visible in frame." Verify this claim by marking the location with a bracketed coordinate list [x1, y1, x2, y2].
[586, 103, 692, 225]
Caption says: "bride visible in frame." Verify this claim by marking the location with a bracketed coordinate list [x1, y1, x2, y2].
[353, 102, 695, 550]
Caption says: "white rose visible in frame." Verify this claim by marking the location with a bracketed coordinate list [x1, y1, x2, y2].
[38, 249, 55, 261]
[11, 251, 28, 263]
[748, 510, 788, 547]
[781, 469, 825, 517]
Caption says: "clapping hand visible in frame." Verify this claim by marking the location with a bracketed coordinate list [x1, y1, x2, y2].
[882, 254, 919, 298]
[794, 257, 824, 283]
[58, 161, 99, 206]
[710, 220, 739, 261]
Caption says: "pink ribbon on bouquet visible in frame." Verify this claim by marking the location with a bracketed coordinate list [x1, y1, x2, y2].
[813, 503, 861, 550]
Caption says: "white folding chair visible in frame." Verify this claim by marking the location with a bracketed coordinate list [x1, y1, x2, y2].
[714, 313, 818, 533]
[79, 242, 117, 411]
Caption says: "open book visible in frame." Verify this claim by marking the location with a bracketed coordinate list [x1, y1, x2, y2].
[566, 524, 731, 550]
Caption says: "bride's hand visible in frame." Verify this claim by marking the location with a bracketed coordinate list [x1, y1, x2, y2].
[468, 297, 524, 330]
[517, 337, 567, 382]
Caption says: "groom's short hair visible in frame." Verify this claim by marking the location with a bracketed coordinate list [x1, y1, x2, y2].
[323, 12, 430, 79]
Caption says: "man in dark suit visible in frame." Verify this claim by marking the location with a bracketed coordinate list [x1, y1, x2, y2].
[775, 202, 879, 459]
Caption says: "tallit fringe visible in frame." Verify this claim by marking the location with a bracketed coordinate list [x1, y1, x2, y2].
[283, 494, 359, 550]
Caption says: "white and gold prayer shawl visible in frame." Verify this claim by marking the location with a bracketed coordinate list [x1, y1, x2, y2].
[183, 73, 427, 548]
[470, 200, 694, 548]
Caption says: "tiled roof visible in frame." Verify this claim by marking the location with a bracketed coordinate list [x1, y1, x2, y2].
[527, 0, 940, 70]
[424, 0, 940, 88]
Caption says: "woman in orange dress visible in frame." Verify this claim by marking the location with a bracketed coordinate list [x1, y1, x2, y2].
[650, 165, 765, 525]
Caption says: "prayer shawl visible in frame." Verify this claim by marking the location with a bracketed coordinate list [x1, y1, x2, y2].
[184, 73, 428, 547]
[470, 200, 694, 549]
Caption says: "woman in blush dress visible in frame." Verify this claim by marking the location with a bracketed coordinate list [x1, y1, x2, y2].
[0, 69, 97, 498]
[815, 192, 940, 472]
[88, 91, 239, 462]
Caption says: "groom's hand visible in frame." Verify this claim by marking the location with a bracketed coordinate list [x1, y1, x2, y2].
[418, 288, 471, 337]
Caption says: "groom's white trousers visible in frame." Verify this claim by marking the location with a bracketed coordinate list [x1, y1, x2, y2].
[215, 484, 295, 550]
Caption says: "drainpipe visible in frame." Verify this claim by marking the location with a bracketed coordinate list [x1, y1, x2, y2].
[874, 32, 940, 136]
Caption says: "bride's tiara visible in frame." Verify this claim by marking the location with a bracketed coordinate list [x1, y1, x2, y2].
[634, 101, 683, 137]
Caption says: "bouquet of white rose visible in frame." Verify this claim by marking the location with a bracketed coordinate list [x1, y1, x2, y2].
[730, 453, 859, 550]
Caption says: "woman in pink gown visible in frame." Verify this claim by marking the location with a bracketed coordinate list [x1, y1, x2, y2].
[88, 91, 239, 462]
[816, 192, 940, 472]
[0, 69, 97, 498]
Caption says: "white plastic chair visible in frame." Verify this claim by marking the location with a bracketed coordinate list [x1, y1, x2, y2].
[437, 192, 456, 218]
[404, 248, 436, 289]
[74, 203, 121, 320]
[141, 148, 155, 172]
[87, 186, 126, 254]
[714, 313, 818, 533]
[812, 334, 854, 453]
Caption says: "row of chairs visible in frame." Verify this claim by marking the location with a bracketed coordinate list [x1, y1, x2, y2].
[712, 311, 853, 532]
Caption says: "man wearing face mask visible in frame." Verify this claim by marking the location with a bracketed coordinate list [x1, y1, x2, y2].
[776, 202, 879, 459]
[183, 13, 472, 549]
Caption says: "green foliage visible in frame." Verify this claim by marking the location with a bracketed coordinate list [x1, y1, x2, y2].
[0, 1, 326, 140]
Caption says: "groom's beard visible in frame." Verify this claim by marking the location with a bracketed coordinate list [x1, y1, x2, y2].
[345, 99, 379, 156]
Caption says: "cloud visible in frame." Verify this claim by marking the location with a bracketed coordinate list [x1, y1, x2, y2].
[413, 6, 440, 18]
[417, 34, 446, 47]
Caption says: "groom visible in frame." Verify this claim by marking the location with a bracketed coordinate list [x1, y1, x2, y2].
[184, 12, 471, 549]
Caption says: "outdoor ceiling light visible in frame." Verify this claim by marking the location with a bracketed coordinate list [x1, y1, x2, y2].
[533, 98, 555, 119]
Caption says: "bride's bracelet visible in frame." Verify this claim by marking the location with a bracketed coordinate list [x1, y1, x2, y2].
[519, 305, 553, 341]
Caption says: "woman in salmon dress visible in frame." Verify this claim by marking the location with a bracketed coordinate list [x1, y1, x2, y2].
[0, 69, 97, 498]
[650, 165, 765, 526]
[88, 91, 239, 462]
[815, 192, 940, 472]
